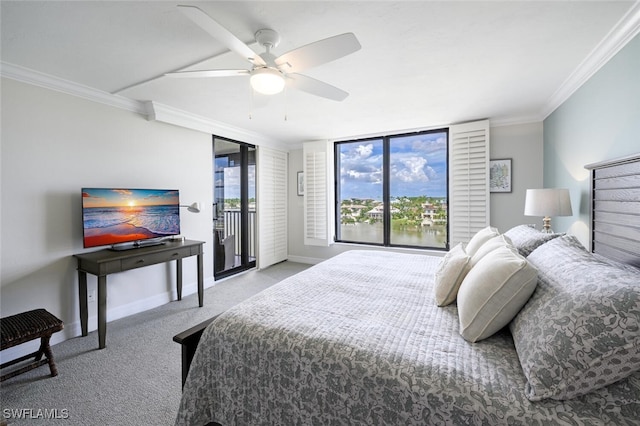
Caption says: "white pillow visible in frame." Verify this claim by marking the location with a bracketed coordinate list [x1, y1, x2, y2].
[457, 245, 538, 342]
[469, 234, 513, 267]
[465, 226, 500, 257]
[434, 243, 470, 306]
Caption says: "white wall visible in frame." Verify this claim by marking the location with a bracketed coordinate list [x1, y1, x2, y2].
[1, 78, 214, 354]
[287, 122, 544, 263]
[543, 33, 640, 247]
[490, 122, 544, 232]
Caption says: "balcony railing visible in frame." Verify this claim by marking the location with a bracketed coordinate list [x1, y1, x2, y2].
[214, 209, 256, 258]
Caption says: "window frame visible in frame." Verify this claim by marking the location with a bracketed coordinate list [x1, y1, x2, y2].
[334, 128, 449, 250]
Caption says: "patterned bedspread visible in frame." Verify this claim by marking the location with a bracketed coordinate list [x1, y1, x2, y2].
[176, 250, 640, 425]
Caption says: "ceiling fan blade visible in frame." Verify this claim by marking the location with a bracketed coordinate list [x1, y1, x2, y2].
[177, 5, 265, 66]
[275, 33, 361, 73]
[287, 73, 349, 102]
[166, 69, 249, 78]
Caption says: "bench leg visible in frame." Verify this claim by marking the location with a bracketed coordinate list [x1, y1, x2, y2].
[0, 336, 56, 382]
[39, 336, 58, 377]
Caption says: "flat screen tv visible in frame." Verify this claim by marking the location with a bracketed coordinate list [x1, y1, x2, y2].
[82, 188, 181, 250]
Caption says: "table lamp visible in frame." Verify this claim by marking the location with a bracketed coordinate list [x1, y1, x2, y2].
[524, 188, 572, 233]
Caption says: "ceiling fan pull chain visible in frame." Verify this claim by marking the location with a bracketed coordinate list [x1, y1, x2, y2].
[249, 87, 254, 120]
[284, 86, 288, 121]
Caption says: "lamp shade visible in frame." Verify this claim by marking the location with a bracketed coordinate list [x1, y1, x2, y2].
[250, 67, 285, 95]
[524, 189, 572, 217]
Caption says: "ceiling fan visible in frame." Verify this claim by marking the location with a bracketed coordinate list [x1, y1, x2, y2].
[166, 5, 361, 101]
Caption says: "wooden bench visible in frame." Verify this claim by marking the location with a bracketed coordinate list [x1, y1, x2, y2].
[173, 314, 220, 389]
[0, 309, 64, 382]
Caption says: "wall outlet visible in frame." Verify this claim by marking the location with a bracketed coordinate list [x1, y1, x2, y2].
[88, 290, 96, 303]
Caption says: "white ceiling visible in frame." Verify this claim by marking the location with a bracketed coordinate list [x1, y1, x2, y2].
[2, 1, 638, 145]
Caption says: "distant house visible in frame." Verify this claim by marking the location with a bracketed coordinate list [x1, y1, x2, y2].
[421, 202, 447, 226]
[341, 203, 368, 220]
[367, 204, 384, 221]
[367, 203, 399, 221]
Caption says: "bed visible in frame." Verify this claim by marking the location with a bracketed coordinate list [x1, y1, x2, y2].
[175, 154, 640, 425]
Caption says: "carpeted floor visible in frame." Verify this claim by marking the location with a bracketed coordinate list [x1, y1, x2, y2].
[0, 261, 309, 425]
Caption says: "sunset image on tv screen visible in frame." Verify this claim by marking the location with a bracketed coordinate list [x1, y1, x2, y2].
[82, 188, 180, 248]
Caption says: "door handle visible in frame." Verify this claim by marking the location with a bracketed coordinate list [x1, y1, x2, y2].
[212, 202, 218, 221]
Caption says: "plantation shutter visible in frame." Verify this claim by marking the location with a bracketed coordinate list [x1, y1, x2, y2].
[303, 140, 333, 246]
[257, 146, 288, 268]
[449, 120, 490, 247]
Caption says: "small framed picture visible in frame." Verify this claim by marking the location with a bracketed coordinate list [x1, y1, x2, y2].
[490, 159, 512, 193]
[297, 171, 304, 196]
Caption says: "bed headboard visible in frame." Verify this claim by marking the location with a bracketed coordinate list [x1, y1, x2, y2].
[585, 153, 640, 269]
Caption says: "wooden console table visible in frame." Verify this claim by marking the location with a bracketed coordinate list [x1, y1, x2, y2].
[74, 239, 205, 349]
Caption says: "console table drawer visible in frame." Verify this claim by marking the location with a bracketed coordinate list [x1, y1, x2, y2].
[120, 247, 191, 270]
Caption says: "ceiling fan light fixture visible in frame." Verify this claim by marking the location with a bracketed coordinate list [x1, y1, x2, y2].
[250, 67, 285, 95]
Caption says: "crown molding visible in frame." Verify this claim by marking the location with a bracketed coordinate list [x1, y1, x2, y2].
[146, 101, 289, 151]
[490, 114, 543, 128]
[0, 62, 146, 114]
[540, 1, 640, 119]
[0, 61, 289, 151]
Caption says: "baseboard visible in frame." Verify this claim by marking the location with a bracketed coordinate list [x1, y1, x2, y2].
[0, 276, 216, 364]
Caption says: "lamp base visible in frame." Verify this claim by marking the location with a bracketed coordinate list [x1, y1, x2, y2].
[541, 216, 553, 233]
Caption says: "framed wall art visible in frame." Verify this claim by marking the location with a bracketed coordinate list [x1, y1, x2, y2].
[490, 158, 512, 193]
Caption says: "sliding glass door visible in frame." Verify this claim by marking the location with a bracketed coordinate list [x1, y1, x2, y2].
[213, 136, 256, 279]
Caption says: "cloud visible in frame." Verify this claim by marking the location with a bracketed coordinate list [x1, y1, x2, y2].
[355, 143, 373, 158]
[392, 156, 429, 183]
[409, 135, 447, 154]
[340, 142, 383, 185]
[338, 132, 448, 198]
[112, 189, 133, 196]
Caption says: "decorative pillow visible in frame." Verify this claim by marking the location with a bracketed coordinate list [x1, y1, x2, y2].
[434, 243, 471, 306]
[465, 226, 500, 257]
[510, 235, 640, 401]
[469, 233, 513, 267]
[457, 245, 538, 343]
[504, 224, 563, 257]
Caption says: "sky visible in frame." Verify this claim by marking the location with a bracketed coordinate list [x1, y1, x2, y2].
[214, 159, 256, 200]
[82, 188, 180, 208]
[338, 131, 447, 200]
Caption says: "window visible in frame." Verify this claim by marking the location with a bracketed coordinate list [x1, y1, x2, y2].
[335, 129, 448, 249]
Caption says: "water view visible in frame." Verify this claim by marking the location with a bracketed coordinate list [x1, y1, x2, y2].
[336, 130, 448, 249]
[338, 196, 447, 248]
[340, 222, 447, 247]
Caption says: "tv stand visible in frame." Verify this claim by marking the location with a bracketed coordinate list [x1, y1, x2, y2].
[74, 239, 205, 349]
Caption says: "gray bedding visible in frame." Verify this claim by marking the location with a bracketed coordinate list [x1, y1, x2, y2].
[176, 250, 640, 425]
